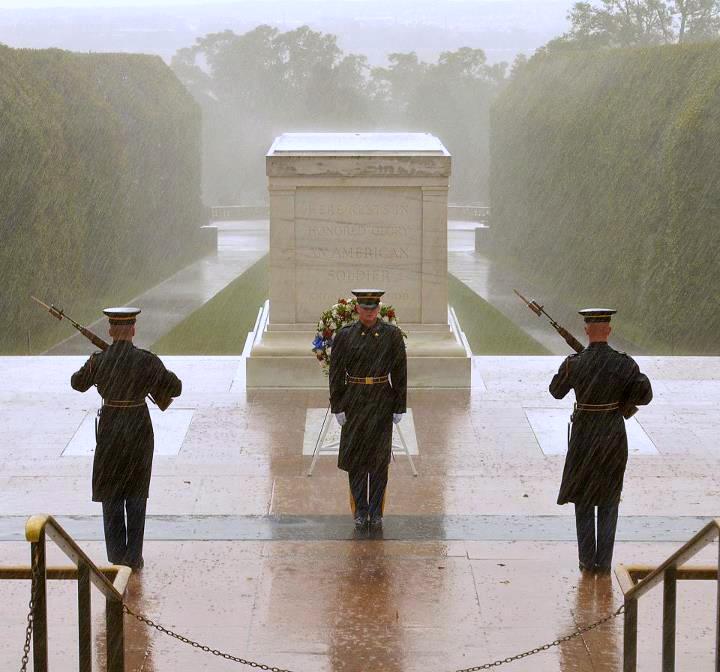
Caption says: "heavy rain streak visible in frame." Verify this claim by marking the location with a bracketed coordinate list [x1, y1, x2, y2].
[0, 1, 719, 671]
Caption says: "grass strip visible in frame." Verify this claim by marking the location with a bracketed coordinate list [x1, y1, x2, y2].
[152, 256, 268, 355]
[448, 273, 551, 355]
[154, 258, 548, 356]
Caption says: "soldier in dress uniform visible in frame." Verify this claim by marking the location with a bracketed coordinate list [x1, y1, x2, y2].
[71, 307, 182, 569]
[550, 308, 652, 573]
[329, 289, 407, 530]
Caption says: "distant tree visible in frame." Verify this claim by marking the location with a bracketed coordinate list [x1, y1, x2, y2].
[674, 0, 720, 42]
[171, 25, 371, 203]
[369, 52, 427, 117]
[509, 53, 530, 79]
[370, 47, 507, 202]
[172, 27, 506, 204]
[547, 0, 720, 50]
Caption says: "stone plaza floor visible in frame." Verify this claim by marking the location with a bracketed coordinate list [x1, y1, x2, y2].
[1, 354, 719, 670]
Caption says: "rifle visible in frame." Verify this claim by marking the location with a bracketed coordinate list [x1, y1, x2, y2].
[513, 289, 637, 419]
[31, 296, 172, 410]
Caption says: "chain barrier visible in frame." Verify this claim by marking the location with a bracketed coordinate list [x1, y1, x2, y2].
[19, 555, 40, 672]
[122, 604, 296, 672]
[122, 601, 625, 671]
[449, 604, 625, 671]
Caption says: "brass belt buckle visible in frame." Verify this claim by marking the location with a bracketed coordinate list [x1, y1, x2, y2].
[365, 377, 373, 385]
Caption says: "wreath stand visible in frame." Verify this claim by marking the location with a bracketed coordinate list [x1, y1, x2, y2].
[306, 407, 418, 477]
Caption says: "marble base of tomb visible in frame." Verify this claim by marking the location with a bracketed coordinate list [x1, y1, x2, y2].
[246, 312, 471, 389]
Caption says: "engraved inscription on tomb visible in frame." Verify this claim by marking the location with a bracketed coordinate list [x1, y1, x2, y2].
[295, 187, 422, 321]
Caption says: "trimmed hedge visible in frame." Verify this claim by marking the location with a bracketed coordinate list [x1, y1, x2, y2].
[0, 46, 207, 353]
[490, 43, 720, 354]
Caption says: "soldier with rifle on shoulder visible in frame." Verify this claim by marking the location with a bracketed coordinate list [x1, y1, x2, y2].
[549, 308, 652, 574]
[64, 305, 182, 570]
[514, 292, 653, 574]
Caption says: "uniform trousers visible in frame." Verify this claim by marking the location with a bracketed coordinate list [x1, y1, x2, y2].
[101, 498, 147, 566]
[349, 468, 388, 519]
[574, 502, 619, 569]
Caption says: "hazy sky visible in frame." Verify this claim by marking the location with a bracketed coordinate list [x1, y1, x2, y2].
[0, 0, 220, 6]
[0, 0, 570, 64]
[1, 0, 530, 7]
[1, 0, 522, 7]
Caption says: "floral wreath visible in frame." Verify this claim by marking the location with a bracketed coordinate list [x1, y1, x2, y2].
[312, 298, 406, 375]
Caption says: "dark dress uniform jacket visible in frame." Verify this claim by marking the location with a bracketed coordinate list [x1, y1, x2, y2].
[550, 342, 652, 506]
[71, 341, 182, 501]
[329, 321, 407, 473]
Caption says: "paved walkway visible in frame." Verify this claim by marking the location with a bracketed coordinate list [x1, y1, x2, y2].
[46, 222, 268, 354]
[1, 354, 718, 670]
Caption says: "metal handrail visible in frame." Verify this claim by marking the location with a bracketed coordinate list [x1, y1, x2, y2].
[620, 518, 720, 600]
[619, 565, 718, 583]
[25, 514, 130, 600]
[447, 204, 491, 223]
[615, 518, 720, 672]
[2, 566, 132, 582]
[16, 514, 132, 672]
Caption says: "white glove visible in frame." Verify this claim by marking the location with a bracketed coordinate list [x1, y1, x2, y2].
[393, 413, 404, 424]
[334, 412, 346, 426]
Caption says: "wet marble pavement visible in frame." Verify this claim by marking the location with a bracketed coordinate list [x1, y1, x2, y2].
[1, 355, 719, 670]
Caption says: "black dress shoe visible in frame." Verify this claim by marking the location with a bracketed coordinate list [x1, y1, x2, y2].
[354, 515, 367, 529]
[594, 564, 611, 575]
[127, 557, 144, 571]
[579, 562, 593, 573]
[369, 516, 383, 529]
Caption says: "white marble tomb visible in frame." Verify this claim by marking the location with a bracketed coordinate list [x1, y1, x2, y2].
[246, 132, 471, 388]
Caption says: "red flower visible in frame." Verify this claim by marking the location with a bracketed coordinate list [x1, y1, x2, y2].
[387, 310, 395, 319]
[323, 329, 332, 338]
[338, 299, 347, 305]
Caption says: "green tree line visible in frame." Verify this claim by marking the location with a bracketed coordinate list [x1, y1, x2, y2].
[0, 46, 207, 353]
[171, 25, 507, 205]
[554, 1, 720, 49]
[490, 41, 720, 354]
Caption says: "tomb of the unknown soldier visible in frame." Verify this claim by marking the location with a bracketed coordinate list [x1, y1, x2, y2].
[2, 19, 720, 672]
[247, 132, 471, 389]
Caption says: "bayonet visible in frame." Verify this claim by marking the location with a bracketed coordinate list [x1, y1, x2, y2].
[32, 296, 109, 350]
[513, 289, 584, 353]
